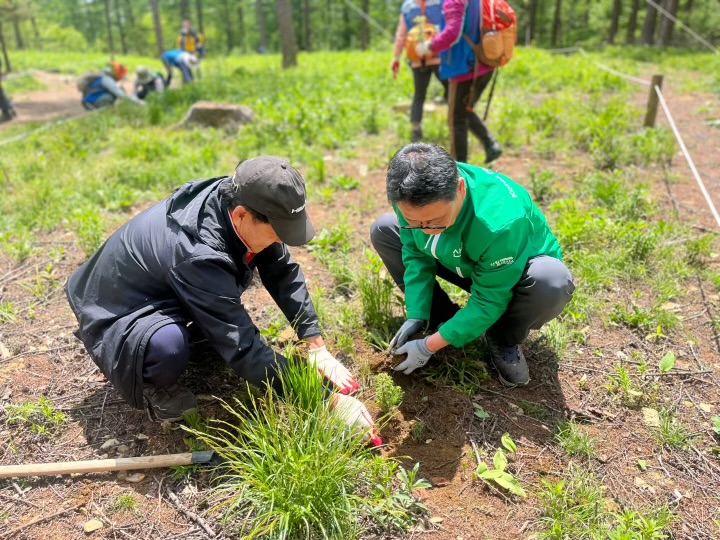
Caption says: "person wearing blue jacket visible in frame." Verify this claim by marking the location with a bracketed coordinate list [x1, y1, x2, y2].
[79, 62, 143, 110]
[161, 49, 199, 86]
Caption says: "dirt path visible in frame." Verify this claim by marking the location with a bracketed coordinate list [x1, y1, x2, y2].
[0, 71, 85, 129]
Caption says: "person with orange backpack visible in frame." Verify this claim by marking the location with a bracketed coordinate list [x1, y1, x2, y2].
[415, 0, 516, 164]
[391, 0, 448, 142]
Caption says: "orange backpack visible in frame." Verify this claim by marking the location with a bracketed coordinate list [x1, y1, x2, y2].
[476, 0, 517, 68]
[405, 2, 440, 62]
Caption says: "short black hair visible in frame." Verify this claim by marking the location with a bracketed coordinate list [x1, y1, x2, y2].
[386, 143, 459, 206]
[219, 177, 270, 223]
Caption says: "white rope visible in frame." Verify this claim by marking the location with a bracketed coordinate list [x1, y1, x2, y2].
[578, 48, 651, 86]
[655, 85, 720, 230]
[0, 108, 103, 148]
[341, 0, 395, 43]
[645, 0, 719, 54]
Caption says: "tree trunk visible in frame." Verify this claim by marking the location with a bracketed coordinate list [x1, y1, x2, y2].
[114, 0, 128, 54]
[12, 20, 23, 49]
[551, 0, 562, 47]
[343, 4, 351, 48]
[180, 0, 191, 19]
[275, 0, 298, 68]
[123, 0, 135, 26]
[626, 0, 640, 43]
[608, 0, 622, 44]
[220, 0, 235, 53]
[325, 0, 332, 49]
[0, 24, 10, 72]
[526, 0, 538, 45]
[238, 5, 246, 52]
[359, 0, 370, 50]
[149, 0, 164, 55]
[656, 0, 679, 46]
[256, 0, 268, 51]
[303, 0, 311, 51]
[196, 0, 204, 33]
[640, 0, 658, 44]
[103, 0, 115, 55]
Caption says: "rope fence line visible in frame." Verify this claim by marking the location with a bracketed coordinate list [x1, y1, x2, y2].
[342, 0, 395, 43]
[654, 86, 720, 230]
[645, 0, 719, 55]
[0, 108, 102, 148]
[577, 48, 651, 86]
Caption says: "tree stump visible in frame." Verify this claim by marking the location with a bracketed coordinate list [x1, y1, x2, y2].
[178, 101, 254, 129]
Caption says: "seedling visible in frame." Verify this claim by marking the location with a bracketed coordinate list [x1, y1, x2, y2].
[654, 408, 691, 449]
[712, 416, 720, 436]
[410, 420, 426, 443]
[330, 174, 360, 191]
[555, 420, 595, 457]
[110, 492, 139, 514]
[373, 373, 403, 413]
[4, 397, 67, 435]
[474, 433, 526, 497]
[473, 403, 490, 419]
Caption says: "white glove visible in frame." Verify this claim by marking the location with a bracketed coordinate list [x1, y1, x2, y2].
[415, 41, 432, 57]
[388, 319, 426, 353]
[309, 346, 359, 395]
[393, 337, 433, 375]
[331, 393, 383, 447]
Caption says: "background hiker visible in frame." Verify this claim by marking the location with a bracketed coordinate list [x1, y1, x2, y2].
[370, 143, 574, 386]
[415, 0, 502, 164]
[391, 0, 448, 142]
[177, 18, 205, 57]
[161, 49, 199, 86]
[77, 61, 144, 110]
[65, 157, 379, 443]
[134, 66, 166, 100]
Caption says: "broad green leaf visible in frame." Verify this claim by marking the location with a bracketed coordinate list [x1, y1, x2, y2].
[659, 351, 675, 373]
[637, 459, 647, 471]
[501, 432, 517, 452]
[475, 462, 488, 475]
[473, 404, 490, 419]
[494, 473, 527, 497]
[479, 469, 504, 480]
[712, 416, 720, 435]
[493, 449, 508, 472]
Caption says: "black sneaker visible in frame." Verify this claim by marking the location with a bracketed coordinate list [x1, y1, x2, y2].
[485, 141, 502, 164]
[485, 337, 529, 387]
[143, 383, 198, 422]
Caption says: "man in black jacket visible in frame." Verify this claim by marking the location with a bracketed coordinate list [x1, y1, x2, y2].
[0, 58, 16, 123]
[66, 157, 376, 439]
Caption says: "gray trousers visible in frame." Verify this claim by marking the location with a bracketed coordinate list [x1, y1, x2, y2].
[370, 213, 575, 346]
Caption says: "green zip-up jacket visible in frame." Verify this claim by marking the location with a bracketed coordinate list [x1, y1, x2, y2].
[395, 162, 562, 347]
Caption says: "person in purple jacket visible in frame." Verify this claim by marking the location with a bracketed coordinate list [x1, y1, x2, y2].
[415, 0, 502, 164]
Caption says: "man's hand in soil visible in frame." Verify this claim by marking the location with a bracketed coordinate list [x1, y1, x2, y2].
[392, 336, 433, 375]
[308, 344, 359, 395]
[331, 393, 383, 447]
[387, 318, 425, 353]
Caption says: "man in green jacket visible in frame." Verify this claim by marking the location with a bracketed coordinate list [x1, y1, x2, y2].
[370, 143, 574, 386]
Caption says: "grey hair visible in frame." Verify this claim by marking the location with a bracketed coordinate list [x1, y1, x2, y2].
[386, 143, 459, 206]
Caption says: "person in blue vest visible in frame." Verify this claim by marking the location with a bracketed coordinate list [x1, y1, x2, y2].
[391, 0, 448, 143]
[161, 49, 199, 86]
[177, 18, 205, 57]
[415, 0, 502, 164]
[78, 61, 144, 110]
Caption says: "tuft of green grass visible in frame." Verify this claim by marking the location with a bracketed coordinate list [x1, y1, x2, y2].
[184, 359, 426, 539]
[555, 420, 595, 457]
[4, 397, 67, 435]
[424, 341, 489, 396]
[356, 250, 399, 349]
[654, 408, 691, 449]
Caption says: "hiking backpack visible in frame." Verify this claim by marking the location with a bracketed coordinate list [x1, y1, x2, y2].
[76, 70, 104, 94]
[404, 2, 441, 63]
[466, 0, 517, 68]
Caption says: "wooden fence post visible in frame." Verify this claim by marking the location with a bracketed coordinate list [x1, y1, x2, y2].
[644, 74, 664, 128]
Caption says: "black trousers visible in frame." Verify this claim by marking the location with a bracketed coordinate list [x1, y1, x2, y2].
[0, 84, 14, 119]
[447, 71, 495, 163]
[411, 64, 448, 124]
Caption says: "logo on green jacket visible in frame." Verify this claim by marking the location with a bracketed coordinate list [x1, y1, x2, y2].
[490, 256, 514, 267]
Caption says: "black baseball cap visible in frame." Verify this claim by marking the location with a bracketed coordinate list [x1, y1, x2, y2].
[231, 157, 315, 246]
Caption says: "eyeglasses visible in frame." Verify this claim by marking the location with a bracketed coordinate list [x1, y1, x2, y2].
[399, 224, 447, 230]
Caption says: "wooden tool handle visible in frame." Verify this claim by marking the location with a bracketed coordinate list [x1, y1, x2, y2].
[0, 453, 194, 478]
